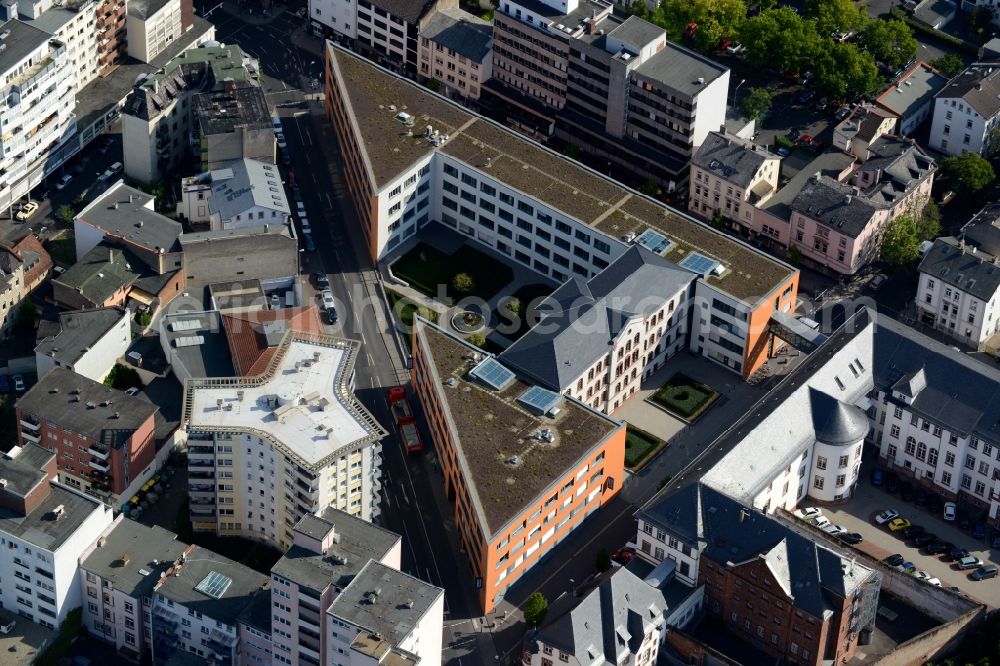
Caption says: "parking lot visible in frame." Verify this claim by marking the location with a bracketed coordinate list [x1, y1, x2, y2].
[801, 480, 1000, 608]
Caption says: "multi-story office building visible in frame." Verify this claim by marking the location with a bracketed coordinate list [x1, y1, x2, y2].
[126, 0, 193, 63]
[181, 331, 387, 550]
[689, 131, 781, 230]
[177, 158, 289, 230]
[418, 7, 492, 103]
[191, 85, 274, 171]
[637, 483, 880, 666]
[917, 204, 1000, 348]
[308, 0, 456, 76]
[35, 307, 131, 382]
[0, 20, 78, 206]
[16, 367, 160, 505]
[500, 246, 694, 413]
[0, 443, 113, 628]
[268, 508, 402, 665]
[122, 43, 260, 183]
[929, 63, 1000, 156]
[412, 317, 626, 611]
[326, 45, 800, 380]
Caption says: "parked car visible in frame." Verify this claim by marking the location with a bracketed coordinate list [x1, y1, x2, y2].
[900, 481, 915, 502]
[776, 146, 791, 157]
[924, 542, 950, 555]
[611, 548, 635, 566]
[794, 507, 823, 521]
[897, 562, 916, 573]
[837, 532, 863, 545]
[886, 472, 899, 493]
[928, 494, 943, 513]
[970, 564, 999, 581]
[321, 289, 335, 309]
[15, 201, 38, 221]
[883, 553, 905, 566]
[915, 489, 928, 506]
[875, 509, 899, 525]
[303, 232, 315, 252]
[973, 522, 986, 540]
[0, 375, 10, 393]
[871, 468, 885, 486]
[945, 546, 970, 562]
[12, 375, 24, 393]
[326, 306, 338, 325]
[927, 578, 942, 587]
[797, 89, 816, 104]
[822, 524, 848, 536]
[911, 533, 937, 546]
[314, 272, 330, 290]
[870, 274, 888, 291]
[888, 517, 911, 532]
[943, 502, 957, 521]
[913, 570, 931, 581]
[272, 116, 283, 134]
[276, 133, 287, 150]
[834, 106, 851, 121]
[901, 525, 926, 539]
[957, 556, 984, 570]
[55, 174, 73, 190]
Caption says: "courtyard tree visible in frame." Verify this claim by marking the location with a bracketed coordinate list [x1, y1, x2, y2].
[523, 592, 549, 628]
[881, 215, 921, 270]
[805, 0, 867, 36]
[858, 18, 917, 70]
[916, 199, 941, 241]
[466, 332, 487, 348]
[814, 42, 881, 102]
[649, 0, 747, 51]
[930, 53, 965, 77]
[740, 7, 822, 74]
[939, 153, 995, 195]
[56, 204, 75, 224]
[452, 272, 474, 294]
[741, 87, 773, 121]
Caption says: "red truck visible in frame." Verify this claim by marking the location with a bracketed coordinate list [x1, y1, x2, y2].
[388, 386, 424, 454]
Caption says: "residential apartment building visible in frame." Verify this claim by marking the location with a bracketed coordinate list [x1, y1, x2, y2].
[0, 19, 78, 205]
[96, 0, 127, 75]
[122, 43, 261, 183]
[831, 105, 897, 158]
[499, 245, 694, 413]
[126, 0, 193, 63]
[411, 318, 626, 611]
[524, 566, 668, 666]
[0, 443, 113, 628]
[16, 366, 160, 505]
[177, 158, 289, 230]
[17, 0, 102, 94]
[689, 130, 781, 230]
[929, 63, 1000, 156]
[192, 84, 274, 171]
[326, 45, 800, 380]
[418, 7, 492, 102]
[178, 221, 299, 296]
[875, 61, 949, 136]
[308, 0, 456, 76]
[637, 483, 880, 666]
[181, 331, 387, 550]
[0, 234, 50, 337]
[35, 307, 131, 382]
[917, 204, 1000, 348]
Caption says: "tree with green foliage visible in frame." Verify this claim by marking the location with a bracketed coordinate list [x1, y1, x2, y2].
[939, 153, 996, 195]
[775, 134, 795, 150]
[789, 246, 802, 265]
[36, 608, 82, 666]
[649, 0, 747, 51]
[930, 52, 965, 77]
[971, 5, 993, 36]
[858, 18, 916, 70]
[740, 7, 822, 74]
[56, 204, 75, 224]
[805, 0, 867, 36]
[596, 548, 612, 572]
[505, 296, 522, 317]
[104, 363, 142, 390]
[452, 272, 474, 294]
[916, 198, 941, 241]
[881, 215, 921, 269]
[741, 87, 773, 121]
[641, 178, 659, 196]
[814, 42, 881, 102]
[467, 332, 487, 348]
[711, 210, 724, 229]
[523, 591, 549, 628]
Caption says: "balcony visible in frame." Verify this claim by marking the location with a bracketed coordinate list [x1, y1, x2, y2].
[89, 459, 110, 472]
[19, 417, 39, 431]
[190, 503, 216, 514]
[20, 430, 39, 443]
[299, 605, 321, 629]
[88, 445, 109, 460]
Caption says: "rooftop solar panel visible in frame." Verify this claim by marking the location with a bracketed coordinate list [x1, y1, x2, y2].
[195, 571, 232, 599]
[518, 386, 562, 415]
[634, 229, 675, 256]
[469, 358, 516, 391]
[679, 252, 721, 277]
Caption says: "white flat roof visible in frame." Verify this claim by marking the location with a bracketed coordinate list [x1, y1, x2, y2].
[183, 333, 385, 469]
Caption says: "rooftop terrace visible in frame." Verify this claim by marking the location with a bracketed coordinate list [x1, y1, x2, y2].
[182, 332, 386, 470]
[329, 45, 794, 303]
[415, 318, 621, 536]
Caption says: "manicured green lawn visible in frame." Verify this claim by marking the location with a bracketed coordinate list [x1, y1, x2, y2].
[625, 426, 661, 469]
[391, 243, 513, 304]
[650, 373, 719, 419]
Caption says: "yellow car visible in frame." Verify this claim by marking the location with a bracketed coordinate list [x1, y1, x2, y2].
[15, 201, 38, 221]
[888, 517, 911, 532]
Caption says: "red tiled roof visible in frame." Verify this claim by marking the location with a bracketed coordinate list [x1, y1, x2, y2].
[222, 305, 325, 376]
[1, 234, 52, 291]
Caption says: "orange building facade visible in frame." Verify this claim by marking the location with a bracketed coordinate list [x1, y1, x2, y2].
[411, 318, 626, 611]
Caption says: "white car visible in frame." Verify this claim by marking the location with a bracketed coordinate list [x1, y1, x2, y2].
[272, 116, 282, 134]
[813, 515, 831, 529]
[943, 502, 957, 521]
[321, 289, 335, 309]
[927, 577, 942, 587]
[793, 507, 823, 521]
[55, 174, 72, 190]
[276, 133, 287, 150]
[296, 202, 306, 216]
[822, 524, 847, 536]
[913, 571, 931, 581]
[875, 509, 899, 525]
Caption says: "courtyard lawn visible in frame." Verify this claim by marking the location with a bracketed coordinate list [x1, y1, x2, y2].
[625, 426, 662, 469]
[650, 373, 719, 421]
[391, 243, 513, 304]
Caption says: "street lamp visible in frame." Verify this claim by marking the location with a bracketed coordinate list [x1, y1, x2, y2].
[731, 78, 747, 109]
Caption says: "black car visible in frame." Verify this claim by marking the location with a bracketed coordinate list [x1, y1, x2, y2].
[326, 306, 338, 324]
[837, 532, 864, 545]
[915, 488, 928, 506]
[959, 517, 971, 531]
[883, 554, 904, 567]
[870, 467, 884, 486]
[901, 525, 926, 539]
[886, 472, 900, 493]
[924, 541, 951, 555]
[911, 533, 937, 546]
[927, 494, 943, 513]
[900, 481, 915, 502]
[945, 546, 970, 562]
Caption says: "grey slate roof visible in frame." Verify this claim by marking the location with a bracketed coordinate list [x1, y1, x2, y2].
[270, 508, 401, 593]
[154, 546, 268, 626]
[691, 131, 779, 189]
[936, 63, 1000, 119]
[35, 308, 128, 368]
[201, 159, 289, 221]
[874, 315, 1000, 440]
[876, 61, 949, 121]
[0, 483, 105, 551]
[633, 40, 728, 98]
[962, 203, 1000, 256]
[16, 367, 159, 450]
[0, 444, 53, 499]
[0, 20, 52, 77]
[810, 387, 870, 445]
[638, 484, 873, 619]
[78, 183, 183, 253]
[420, 8, 492, 63]
[790, 176, 878, 238]
[325, 560, 442, 644]
[80, 518, 186, 600]
[857, 137, 935, 206]
[53, 243, 142, 306]
[535, 566, 666, 664]
[499, 245, 696, 390]
[918, 237, 1000, 302]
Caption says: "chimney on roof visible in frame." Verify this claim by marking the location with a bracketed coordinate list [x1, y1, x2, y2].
[846, 195, 852, 204]
[129, 194, 134, 203]
[587, 17, 598, 34]
[108, 248, 114, 263]
[852, 186, 860, 196]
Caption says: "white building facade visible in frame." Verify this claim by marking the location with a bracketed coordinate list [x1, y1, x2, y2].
[35, 308, 131, 382]
[928, 64, 1000, 157]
